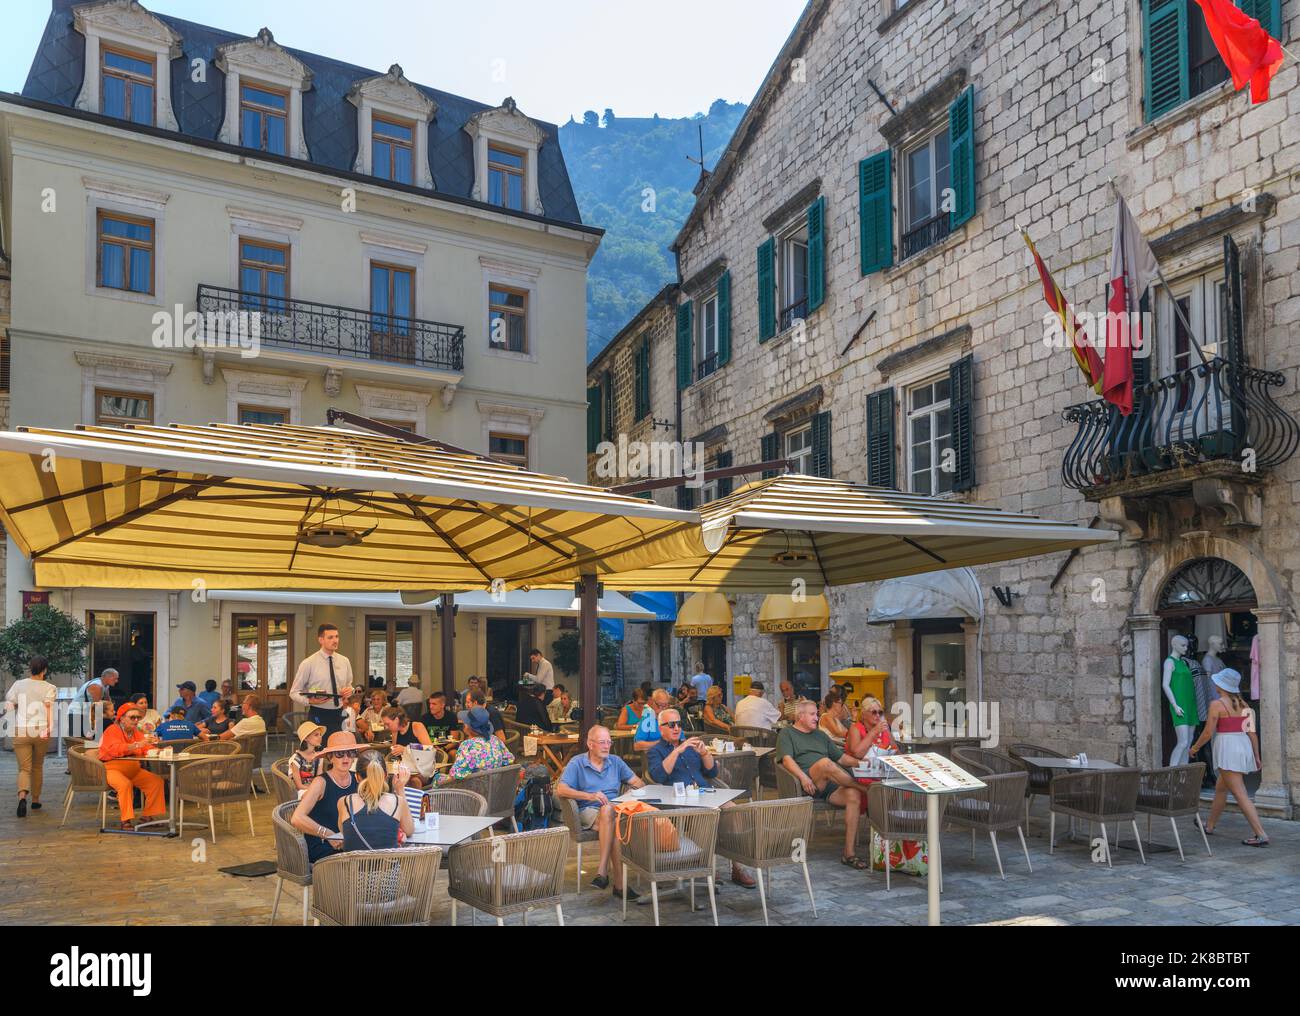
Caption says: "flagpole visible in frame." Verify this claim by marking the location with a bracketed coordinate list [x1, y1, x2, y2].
[1107, 179, 1214, 369]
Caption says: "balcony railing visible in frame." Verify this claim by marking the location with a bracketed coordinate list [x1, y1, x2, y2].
[779, 297, 808, 333]
[1061, 357, 1299, 492]
[901, 214, 953, 260]
[696, 352, 719, 380]
[195, 285, 464, 372]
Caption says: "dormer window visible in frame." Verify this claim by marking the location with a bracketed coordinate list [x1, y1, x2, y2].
[240, 83, 288, 155]
[487, 144, 525, 211]
[466, 97, 547, 216]
[216, 28, 312, 160]
[372, 116, 416, 185]
[101, 46, 156, 125]
[348, 64, 437, 189]
[74, 0, 182, 131]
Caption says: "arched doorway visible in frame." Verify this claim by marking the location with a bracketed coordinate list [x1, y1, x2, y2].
[1156, 557, 1259, 796]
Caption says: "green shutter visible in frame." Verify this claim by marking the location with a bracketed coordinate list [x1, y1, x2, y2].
[948, 86, 975, 229]
[634, 338, 648, 420]
[948, 354, 975, 492]
[807, 196, 826, 312]
[1224, 235, 1246, 367]
[757, 238, 776, 341]
[586, 385, 601, 454]
[811, 410, 832, 478]
[1144, 0, 1188, 122]
[716, 450, 734, 497]
[761, 431, 780, 479]
[717, 270, 732, 367]
[676, 302, 693, 390]
[866, 388, 896, 488]
[676, 484, 695, 510]
[1237, 0, 1282, 36]
[859, 150, 893, 275]
[602, 370, 615, 440]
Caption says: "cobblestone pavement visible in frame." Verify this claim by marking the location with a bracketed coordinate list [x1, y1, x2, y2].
[0, 753, 1296, 926]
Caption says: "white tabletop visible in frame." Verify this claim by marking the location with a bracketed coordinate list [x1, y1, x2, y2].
[612, 785, 745, 809]
[404, 815, 500, 847]
[1021, 756, 1123, 771]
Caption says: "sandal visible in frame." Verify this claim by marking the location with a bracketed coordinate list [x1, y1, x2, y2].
[1242, 836, 1269, 847]
[840, 854, 870, 871]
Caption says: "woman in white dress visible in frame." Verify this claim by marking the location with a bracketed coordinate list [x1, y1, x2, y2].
[1188, 668, 1268, 847]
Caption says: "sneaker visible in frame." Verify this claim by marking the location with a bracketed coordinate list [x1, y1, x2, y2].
[30, 802, 41, 811]
[614, 884, 640, 901]
[590, 874, 610, 890]
[16, 799, 27, 818]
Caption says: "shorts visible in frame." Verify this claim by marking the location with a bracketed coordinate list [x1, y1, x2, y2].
[814, 781, 838, 802]
[579, 806, 601, 829]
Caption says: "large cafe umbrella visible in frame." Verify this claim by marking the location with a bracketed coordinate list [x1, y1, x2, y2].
[583, 472, 1116, 593]
[0, 420, 704, 720]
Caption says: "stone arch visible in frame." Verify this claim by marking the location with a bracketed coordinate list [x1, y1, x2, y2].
[1133, 533, 1285, 615]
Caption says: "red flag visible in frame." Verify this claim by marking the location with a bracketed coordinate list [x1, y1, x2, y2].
[1104, 197, 1160, 417]
[1193, 0, 1285, 103]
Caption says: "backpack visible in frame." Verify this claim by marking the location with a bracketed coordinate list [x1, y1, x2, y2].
[515, 764, 554, 830]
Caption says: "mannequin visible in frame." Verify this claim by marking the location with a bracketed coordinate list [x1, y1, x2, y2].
[1163, 634, 1197, 766]
[1201, 635, 1226, 677]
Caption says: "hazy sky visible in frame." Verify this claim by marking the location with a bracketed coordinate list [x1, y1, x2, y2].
[0, 0, 809, 123]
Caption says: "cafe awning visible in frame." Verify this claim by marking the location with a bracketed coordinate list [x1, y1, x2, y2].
[628, 591, 677, 622]
[757, 593, 830, 633]
[674, 592, 732, 637]
[210, 588, 656, 619]
[599, 474, 1116, 593]
[0, 422, 703, 590]
[867, 568, 983, 624]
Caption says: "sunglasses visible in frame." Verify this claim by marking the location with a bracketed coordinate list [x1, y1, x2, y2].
[331, 750, 358, 759]
[866, 709, 883, 715]
[661, 720, 682, 728]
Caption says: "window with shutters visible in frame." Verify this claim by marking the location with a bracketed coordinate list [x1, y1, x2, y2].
[777, 217, 810, 332]
[1158, 266, 1227, 416]
[906, 375, 954, 495]
[1142, 0, 1275, 121]
[901, 127, 952, 260]
[634, 337, 651, 421]
[698, 292, 720, 379]
[785, 424, 814, 475]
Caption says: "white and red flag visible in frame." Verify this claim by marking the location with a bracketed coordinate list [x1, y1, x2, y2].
[1103, 195, 1160, 416]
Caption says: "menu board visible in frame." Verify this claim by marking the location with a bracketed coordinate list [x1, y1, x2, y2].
[880, 752, 985, 793]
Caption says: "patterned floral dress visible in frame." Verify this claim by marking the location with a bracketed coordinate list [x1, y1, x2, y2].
[853, 721, 928, 877]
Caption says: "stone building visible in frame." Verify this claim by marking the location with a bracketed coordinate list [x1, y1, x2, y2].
[588, 0, 1299, 816]
[0, 0, 600, 709]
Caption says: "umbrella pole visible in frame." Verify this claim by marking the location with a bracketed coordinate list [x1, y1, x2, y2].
[440, 593, 456, 700]
[579, 573, 599, 738]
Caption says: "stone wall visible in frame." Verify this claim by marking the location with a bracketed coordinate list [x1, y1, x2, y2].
[650, 0, 1299, 797]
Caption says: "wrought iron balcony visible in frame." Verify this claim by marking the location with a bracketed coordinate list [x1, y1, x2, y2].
[195, 285, 464, 372]
[779, 297, 808, 333]
[901, 213, 953, 261]
[696, 352, 720, 380]
[1061, 357, 1298, 494]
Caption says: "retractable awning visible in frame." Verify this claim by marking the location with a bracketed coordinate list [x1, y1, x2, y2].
[757, 593, 830, 633]
[209, 588, 656, 619]
[674, 592, 732, 637]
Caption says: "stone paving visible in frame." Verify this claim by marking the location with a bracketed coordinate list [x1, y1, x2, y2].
[0, 752, 1296, 926]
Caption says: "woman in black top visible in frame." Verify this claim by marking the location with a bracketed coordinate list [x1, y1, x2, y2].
[291, 731, 360, 862]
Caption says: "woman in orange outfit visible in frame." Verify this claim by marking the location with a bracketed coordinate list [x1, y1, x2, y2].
[99, 701, 167, 830]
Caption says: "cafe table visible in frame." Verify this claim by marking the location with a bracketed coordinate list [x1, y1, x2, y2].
[533, 732, 583, 777]
[611, 785, 746, 809]
[1019, 756, 1123, 771]
[405, 815, 500, 848]
[101, 750, 201, 838]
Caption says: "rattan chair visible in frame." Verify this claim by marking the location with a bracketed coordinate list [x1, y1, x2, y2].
[446, 764, 522, 832]
[952, 746, 1028, 776]
[270, 757, 299, 805]
[775, 765, 834, 827]
[187, 740, 242, 756]
[1049, 768, 1145, 867]
[447, 827, 569, 925]
[716, 797, 815, 925]
[271, 800, 313, 925]
[281, 710, 307, 753]
[557, 793, 621, 894]
[1009, 742, 1067, 825]
[233, 731, 271, 794]
[944, 771, 1032, 879]
[1136, 763, 1210, 861]
[61, 745, 109, 828]
[711, 751, 760, 802]
[503, 729, 522, 754]
[866, 782, 947, 891]
[425, 788, 488, 817]
[259, 701, 279, 741]
[620, 807, 720, 926]
[177, 754, 256, 842]
[311, 846, 443, 926]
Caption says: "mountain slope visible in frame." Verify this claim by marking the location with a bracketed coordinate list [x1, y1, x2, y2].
[559, 101, 747, 361]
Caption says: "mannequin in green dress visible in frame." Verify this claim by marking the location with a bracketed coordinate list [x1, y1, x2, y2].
[1162, 634, 1197, 766]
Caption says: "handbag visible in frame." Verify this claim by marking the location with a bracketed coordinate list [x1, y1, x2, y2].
[613, 799, 679, 851]
[403, 744, 441, 780]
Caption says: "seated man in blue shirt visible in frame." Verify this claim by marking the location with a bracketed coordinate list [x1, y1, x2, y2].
[555, 725, 645, 900]
[168, 681, 212, 725]
[153, 707, 201, 741]
[647, 709, 755, 888]
[632, 689, 673, 751]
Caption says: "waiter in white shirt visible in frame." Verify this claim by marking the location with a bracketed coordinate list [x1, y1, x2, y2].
[523, 648, 555, 705]
[290, 623, 354, 736]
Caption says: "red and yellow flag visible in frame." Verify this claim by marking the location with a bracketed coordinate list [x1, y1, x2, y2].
[1021, 229, 1103, 395]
